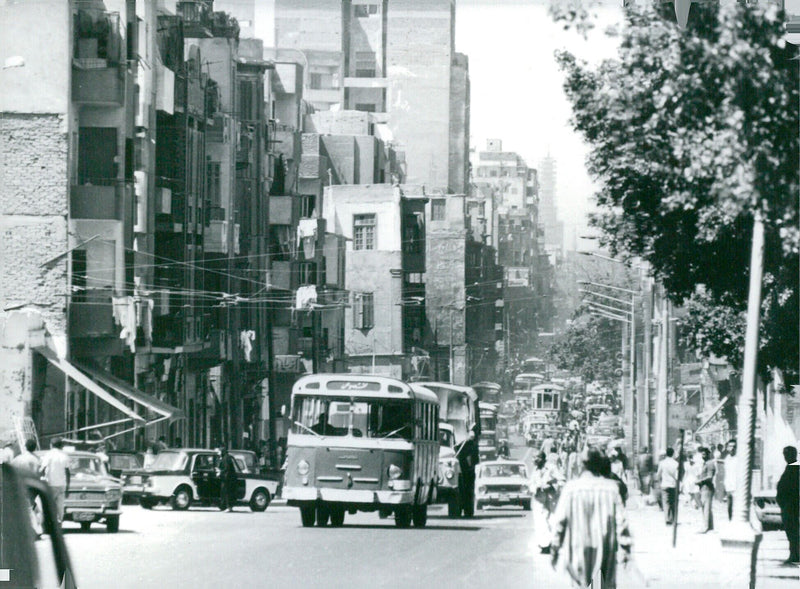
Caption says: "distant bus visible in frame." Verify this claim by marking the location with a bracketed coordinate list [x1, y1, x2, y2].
[472, 382, 502, 404]
[478, 401, 499, 461]
[513, 373, 545, 405]
[530, 383, 563, 414]
[283, 374, 440, 528]
[520, 356, 547, 375]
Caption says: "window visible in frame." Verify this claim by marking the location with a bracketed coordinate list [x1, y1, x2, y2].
[353, 292, 374, 329]
[355, 51, 377, 78]
[298, 262, 316, 286]
[309, 73, 323, 90]
[353, 214, 376, 250]
[207, 162, 221, 207]
[355, 103, 376, 113]
[431, 198, 446, 221]
[300, 195, 316, 219]
[354, 4, 379, 18]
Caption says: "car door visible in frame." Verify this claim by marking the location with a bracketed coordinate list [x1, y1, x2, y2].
[233, 459, 247, 500]
[191, 454, 218, 501]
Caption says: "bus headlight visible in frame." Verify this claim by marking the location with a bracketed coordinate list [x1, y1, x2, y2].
[387, 464, 402, 480]
[445, 468, 455, 480]
[297, 460, 310, 476]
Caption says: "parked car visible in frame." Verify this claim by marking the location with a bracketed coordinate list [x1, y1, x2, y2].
[106, 450, 143, 479]
[753, 489, 783, 530]
[37, 450, 123, 532]
[135, 448, 279, 512]
[435, 423, 463, 517]
[474, 460, 531, 511]
[1, 463, 78, 588]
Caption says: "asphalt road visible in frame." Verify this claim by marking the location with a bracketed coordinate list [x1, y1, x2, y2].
[60, 443, 569, 589]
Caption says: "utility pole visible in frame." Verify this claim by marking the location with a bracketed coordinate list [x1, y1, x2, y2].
[643, 279, 652, 456]
[655, 293, 669, 456]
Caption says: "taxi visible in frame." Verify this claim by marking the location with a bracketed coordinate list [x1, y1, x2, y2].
[474, 459, 531, 511]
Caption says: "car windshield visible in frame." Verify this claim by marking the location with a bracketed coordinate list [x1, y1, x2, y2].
[232, 452, 256, 470]
[70, 456, 107, 476]
[109, 454, 141, 470]
[438, 428, 454, 448]
[480, 464, 527, 478]
[149, 451, 187, 471]
[293, 396, 414, 440]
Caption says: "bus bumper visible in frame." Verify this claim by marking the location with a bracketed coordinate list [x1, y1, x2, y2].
[283, 486, 415, 505]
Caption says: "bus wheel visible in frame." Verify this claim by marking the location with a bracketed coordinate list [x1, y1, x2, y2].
[447, 497, 461, 518]
[300, 504, 316, 527]
[316, 503, 330, 527]
[394, 506, 412, 528]
[412, 504, 428, 528]
[330, 506, 345, 527]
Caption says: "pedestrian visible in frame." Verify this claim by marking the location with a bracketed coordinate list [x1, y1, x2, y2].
[155, 436, 168, 453]
[550, 446, 632, 589]
[530, 451, 563, 553]
[775, 445, 799, 565]
[683, 450, 701, 510]
[722, 439, 737, 521]
[601, 454, 628, 506]
[0, 442, 15, 463]
[40, 438, 71, 524]
[12, 439, 43, 536]
[656, 447, 679, 525]
[696, 446, 716, 533]
[218, 447, 238, 512]
[637, 446, 653, 495]
[143, 444, 156, 469]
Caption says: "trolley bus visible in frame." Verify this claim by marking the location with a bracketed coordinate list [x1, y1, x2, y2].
[282, 375, 440, 528]
[471, 382, 502, 404]
[513, 373, 545, 407]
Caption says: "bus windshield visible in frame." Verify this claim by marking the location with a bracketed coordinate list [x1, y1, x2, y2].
[292, 396, 414, 440]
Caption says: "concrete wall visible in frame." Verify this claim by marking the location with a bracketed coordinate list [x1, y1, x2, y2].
[0, 0, 71, 114]
[275, 0, 343, 52]
[386, 0, 453, 192]
[448, 53, 470, 195]
[305, 110, 371, 135]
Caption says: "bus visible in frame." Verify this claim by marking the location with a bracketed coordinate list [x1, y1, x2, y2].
[478, 402, 499, 461]
[471, 382, 502, 404]
[410, 382, 480, 518]
[513, 373, 545, 406]
[283, 375, 440, 528]
[520, 356, 547, 375]
[530, 383, 564, 421]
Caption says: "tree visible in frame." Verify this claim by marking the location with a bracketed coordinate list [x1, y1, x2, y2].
[548, 310, 622, 387]
[556, 2, 799, 381]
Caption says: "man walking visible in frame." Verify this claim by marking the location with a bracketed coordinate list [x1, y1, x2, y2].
[12, 439, 43, 536]
[776, 445, 799, 565]
[40, 439, 71, 524]
[723, 439, 737, 520]
[550, 446, 632, 588]
[696, 447, 716, 533]
[656, 447, 679, 525]
[531, 451, 563, 553]
[637, 446, 653, 496]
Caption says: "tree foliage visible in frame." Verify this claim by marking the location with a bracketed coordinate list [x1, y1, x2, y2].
[549, 311, 622, 387]
[556, 2, 799, 378]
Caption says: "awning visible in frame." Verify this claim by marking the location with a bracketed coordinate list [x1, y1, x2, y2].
[74, 361, 184, 421]
[35, 347, 144, 423]
[696, 396, 730, 433]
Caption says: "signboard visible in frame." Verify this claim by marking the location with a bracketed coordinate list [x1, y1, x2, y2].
[275, 355, 302, 373]
[668, 404, 698, 430]
[327, 380, 382, 392]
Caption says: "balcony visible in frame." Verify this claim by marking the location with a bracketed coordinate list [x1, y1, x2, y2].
[72, 65, 125, 105]
[71, 183, 131, 220]
[176, 1, 213, 38]
[70, 289, 116, 338]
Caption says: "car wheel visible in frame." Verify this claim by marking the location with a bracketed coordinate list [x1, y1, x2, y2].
[522, 500, 532, 511]
[330, 506, 345, 527]
[80, 521, 91, 532]
[412, 504, 428, 528]
[316, 503, 330, 527]
[106, 515, 120, 533]
[394, 506, 412, 528]
[300, 504, 316, 527]
[171, 486, 191, 511]
[249, 489, 270, 512]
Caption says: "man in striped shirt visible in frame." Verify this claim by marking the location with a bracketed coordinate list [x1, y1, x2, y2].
[550, 446, 632, 588]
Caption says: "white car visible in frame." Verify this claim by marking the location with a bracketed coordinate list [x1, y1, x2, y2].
[475, 460, 532, 511]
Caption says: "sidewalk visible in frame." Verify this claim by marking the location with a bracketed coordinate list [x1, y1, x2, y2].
[624, 492, 799, 588]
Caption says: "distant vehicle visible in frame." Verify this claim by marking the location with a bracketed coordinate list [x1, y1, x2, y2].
[1, 464, 78, 588]
[134, 448, 278, 512]
[478, 401, 499, 462]
[472, 381, 502, 404]
[514, 373, 545, 406]
[474, 460, 531, 511]
[36, 450, 123, 533]
[412, 382, 480, 518]
[283, 375, 440, 528]
[520, 357, 548, 375]
[106, 450, 143, 478]
[435, 422, 463, 517]
[230, 449, 258, 474]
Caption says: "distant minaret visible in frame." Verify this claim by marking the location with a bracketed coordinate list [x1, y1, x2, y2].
[538, 154, 564, 258]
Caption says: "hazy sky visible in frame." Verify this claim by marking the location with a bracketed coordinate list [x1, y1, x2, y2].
[255, 0, 624, 247]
